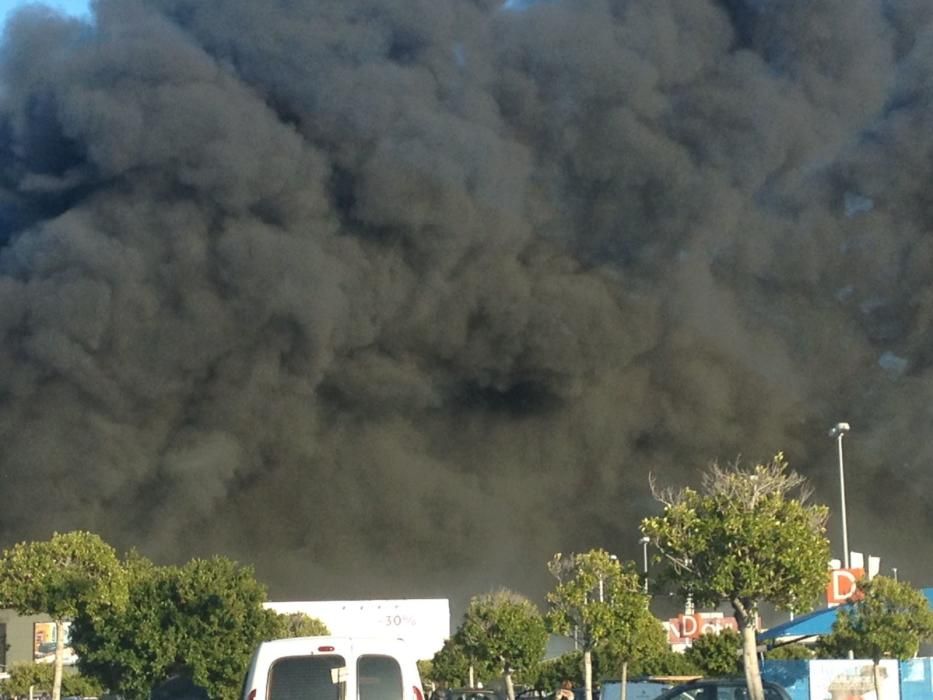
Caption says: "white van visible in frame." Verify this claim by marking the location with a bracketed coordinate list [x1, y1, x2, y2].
[242, 636, 425, 700]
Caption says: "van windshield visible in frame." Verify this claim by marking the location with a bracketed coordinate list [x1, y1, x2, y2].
[268, 655, 346, 700]
[357, 655, 403, 700]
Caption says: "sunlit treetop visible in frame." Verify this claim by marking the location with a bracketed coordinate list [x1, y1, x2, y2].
[0, 530, 127, 620]
[641, 453, 831, 619]
[820, 575, 933, 662]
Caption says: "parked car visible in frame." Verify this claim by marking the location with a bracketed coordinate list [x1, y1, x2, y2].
[514, 686, 598, 700]
[443, 688, 503, 700]
[652, 678, 791, 700]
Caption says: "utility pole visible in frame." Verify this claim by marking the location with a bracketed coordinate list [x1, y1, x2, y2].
[829, 422, 851, 569]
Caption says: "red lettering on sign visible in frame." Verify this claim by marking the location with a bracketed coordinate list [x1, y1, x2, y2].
[666, 613, 739, 642]
[826, 568, 865, 606]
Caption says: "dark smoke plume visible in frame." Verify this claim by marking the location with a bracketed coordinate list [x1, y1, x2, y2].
[1, 0, 931, 610]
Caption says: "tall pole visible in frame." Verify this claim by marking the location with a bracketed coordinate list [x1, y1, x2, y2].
[837, 428, 849, 570]
[639, 536, 650, 594]
[830, 422, 851, 569]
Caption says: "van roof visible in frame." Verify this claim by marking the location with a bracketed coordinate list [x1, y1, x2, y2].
[259, 635, 411, 645]
[255, 636, 416, 656]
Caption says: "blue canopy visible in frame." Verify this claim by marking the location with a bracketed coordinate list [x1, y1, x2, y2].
[758, 587, 933, 643]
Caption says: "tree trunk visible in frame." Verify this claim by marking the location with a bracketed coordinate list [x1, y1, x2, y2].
[504, 671, 515, 700]
[584, 649, 593, 700]
[469, 664, 475, 688]
[52, 619, 65, 700]
[620, 661, 628, 700]
[738, 615, 764, 700]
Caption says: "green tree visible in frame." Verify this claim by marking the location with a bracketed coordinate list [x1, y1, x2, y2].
[633, 648, 700, 677]
[272, 612, 330, 638]
[546, 550, 660, 700]
[530, 652, 582, 692]
[0, 662, 56, 698]
[684, 629, 741, 676]
[171, 555, 281, 699]
[0, 531, 127, 700]
[430, 637, 482, 687]
[763, 643, 814, 661]
[417, 660, 434, 688]
[641, 455, 830, 700]
[0, 662, 103, 698]
[70, 553, 175, 697]
[532, 642, 678, 695]
[457, 590, 548, 700]
[71, 553, 281, 700]
[594, 586, 669, 696]
[593, 592, 670, 700]
[818, 575, 933, 697]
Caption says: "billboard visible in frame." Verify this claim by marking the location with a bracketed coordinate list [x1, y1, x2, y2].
[33, 622, 78, 666]
[264, 599, 450, 660]
[808, 659, 899, 700]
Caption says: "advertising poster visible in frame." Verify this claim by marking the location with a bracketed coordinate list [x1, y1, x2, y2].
[808, 659, 899, 700]
[33, 621, 78, 666]
[900, 658, 933, 700]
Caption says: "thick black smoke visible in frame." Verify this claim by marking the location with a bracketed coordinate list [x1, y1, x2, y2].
[1, 0, 931, 610]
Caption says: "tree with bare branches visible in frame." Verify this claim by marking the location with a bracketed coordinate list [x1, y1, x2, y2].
[641, 454, 830, 700]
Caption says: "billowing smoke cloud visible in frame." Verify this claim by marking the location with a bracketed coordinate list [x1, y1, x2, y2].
[1, 0, 931, 609]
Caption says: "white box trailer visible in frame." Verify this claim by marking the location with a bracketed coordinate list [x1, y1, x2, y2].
[264, 599, 450, 661]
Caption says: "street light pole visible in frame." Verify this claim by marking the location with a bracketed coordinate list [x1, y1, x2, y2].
[829, 422, 851, 569]
[639, 536, 650, 594]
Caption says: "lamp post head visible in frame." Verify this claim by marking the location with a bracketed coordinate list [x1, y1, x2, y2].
[829, 422, 851, 438]
[639, 536, 650, 545]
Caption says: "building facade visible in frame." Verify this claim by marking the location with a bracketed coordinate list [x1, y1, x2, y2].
[0, 609, 62, 673]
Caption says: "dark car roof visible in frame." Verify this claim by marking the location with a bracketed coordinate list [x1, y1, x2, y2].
[445, 689, 503, 700]
[654, 678, 791, 700]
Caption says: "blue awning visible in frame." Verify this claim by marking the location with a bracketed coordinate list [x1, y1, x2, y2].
[758, 606, 840, 642]
[758, 587, 933, 643]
